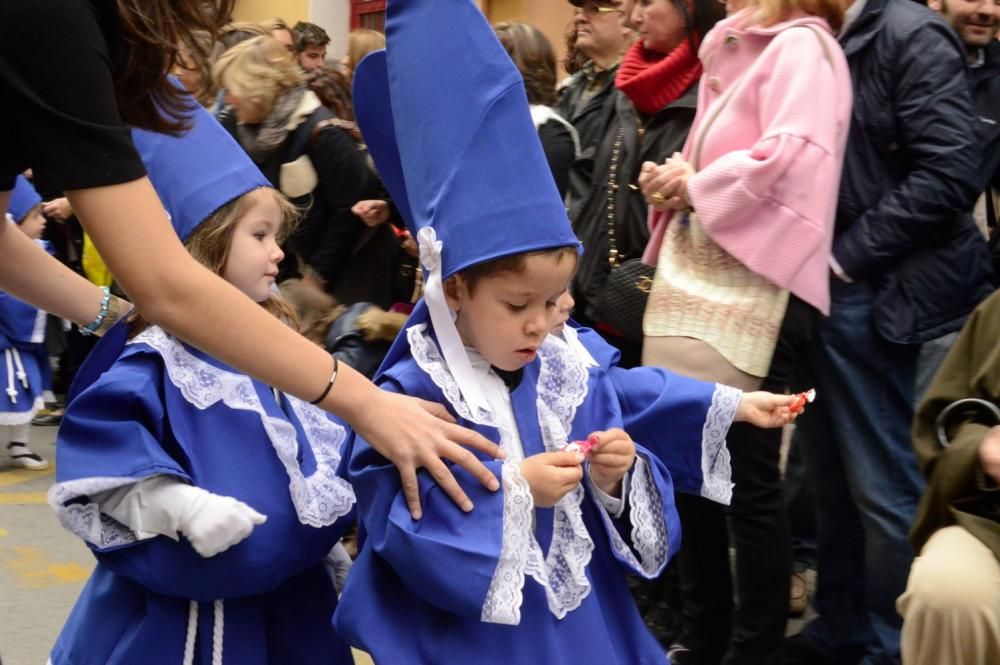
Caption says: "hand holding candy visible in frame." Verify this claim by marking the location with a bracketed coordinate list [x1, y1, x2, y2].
[587, 429, 636, 499]
[736, 390, 804, 428]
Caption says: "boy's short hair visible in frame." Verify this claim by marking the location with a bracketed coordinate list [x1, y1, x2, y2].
[458, 246, 578, 294]
[293, 21, 331, 52]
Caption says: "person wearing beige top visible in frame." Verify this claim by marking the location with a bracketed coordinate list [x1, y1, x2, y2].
[635, 0, 852, 661]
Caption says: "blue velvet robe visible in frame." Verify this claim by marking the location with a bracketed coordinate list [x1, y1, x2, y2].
[571, 324, 737, 504]
[334, 323, 692, 664]
[49, 327, 355, 665]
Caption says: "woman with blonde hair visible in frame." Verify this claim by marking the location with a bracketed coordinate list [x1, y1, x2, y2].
[636, 0, 852, 661]
[341, 29, 386, 79]
[216, 36, 407, 309]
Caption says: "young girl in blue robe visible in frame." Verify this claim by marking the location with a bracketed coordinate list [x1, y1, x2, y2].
[2, 175, 52, 470]
[333, 1, 795, 663]
[47, 101, 357, 665]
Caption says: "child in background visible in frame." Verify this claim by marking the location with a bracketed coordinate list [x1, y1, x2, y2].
[334, 1, 797, 662]
[48, 100, 357, 665]
[1, 176, 51, 469]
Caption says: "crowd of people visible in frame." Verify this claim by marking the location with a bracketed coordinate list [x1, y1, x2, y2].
[2, 0, 999, 663]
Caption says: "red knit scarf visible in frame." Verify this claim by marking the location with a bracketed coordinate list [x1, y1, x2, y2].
[615, 38, 702, 115]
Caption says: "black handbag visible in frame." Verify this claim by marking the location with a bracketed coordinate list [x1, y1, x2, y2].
[593, 126, 654, 342]
[597, 258, 654, 342]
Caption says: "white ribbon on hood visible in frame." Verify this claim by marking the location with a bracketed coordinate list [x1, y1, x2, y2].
[417, 226, 489, 414]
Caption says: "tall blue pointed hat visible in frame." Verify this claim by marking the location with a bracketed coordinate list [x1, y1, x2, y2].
[7, 175, 42, 224]
[130, 95, 271, 241]
[353, 0, 580, 412]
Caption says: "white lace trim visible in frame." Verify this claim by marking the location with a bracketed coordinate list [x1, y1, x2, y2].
[94, 327, 354, 529]
[408, 325, 594, 621]
[701, 385, 740, 505]
[588, 456, 670, 578]
[482, 463, 534, 624]
[48, 477, 142, 549]
[0, 396, 44, 425]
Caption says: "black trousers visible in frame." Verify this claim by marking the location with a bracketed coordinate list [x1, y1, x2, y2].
[675, 295, 817, 665]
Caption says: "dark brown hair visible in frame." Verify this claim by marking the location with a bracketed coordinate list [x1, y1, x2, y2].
[493, 21, 559, 107]
[456, 246, 579, 295]
[306, 67, 356, 121]
[115, 0, 235, 134]
[293, 21, 331, 51]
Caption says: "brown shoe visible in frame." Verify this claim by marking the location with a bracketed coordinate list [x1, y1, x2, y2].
[789, 571, 808, 617]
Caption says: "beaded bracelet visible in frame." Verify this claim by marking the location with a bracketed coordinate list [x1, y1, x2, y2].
[80, 287, 112, 336]
[310, 356, 340, 405]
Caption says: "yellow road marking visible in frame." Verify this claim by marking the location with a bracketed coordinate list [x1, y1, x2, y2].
[1, 545, 91, 588]
[0, 467, 54, 488]
[0, 528, 8, 537]
[0, 492, 49, 505]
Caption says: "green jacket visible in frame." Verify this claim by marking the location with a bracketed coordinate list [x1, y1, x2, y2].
[911, 289, 1000, 559]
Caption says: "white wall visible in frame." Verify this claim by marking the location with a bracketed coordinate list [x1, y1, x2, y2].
[310, 0, 351, 61]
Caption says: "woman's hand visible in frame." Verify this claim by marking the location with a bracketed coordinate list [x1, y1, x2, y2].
[638, 153, 694, 211]
[352, 199, 391, 227]
[353, 389, 506, 519]
[521, 450, 585, 508]
[735, 391, 798, 429]
[588, 429, 636, 497]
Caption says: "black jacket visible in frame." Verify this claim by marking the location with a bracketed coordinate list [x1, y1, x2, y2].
[973, 41, 1000, 279]
[558, 64, 622, 223]
[570, 86, 698, 320]
[835, 0, 993, 342]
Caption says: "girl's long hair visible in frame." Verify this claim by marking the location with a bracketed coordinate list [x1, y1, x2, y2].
[129, 188, 300, 338]
[115, 0, 235, 134]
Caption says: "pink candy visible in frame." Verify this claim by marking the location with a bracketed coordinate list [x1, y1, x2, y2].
[564, 434, 599, 457]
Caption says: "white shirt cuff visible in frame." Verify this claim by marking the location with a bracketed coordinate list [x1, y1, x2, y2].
[589, 469, 630, 518]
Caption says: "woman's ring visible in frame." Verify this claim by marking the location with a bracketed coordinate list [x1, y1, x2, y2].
[650, 192, 666, 205]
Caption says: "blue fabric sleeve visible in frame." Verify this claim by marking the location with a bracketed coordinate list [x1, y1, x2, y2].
[611, 364, 715, 497]
[348, 375, 506, 618]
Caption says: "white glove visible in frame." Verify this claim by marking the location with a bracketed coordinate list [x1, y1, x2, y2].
[96, 476, 267, 558]
[175, 486, 267, 558]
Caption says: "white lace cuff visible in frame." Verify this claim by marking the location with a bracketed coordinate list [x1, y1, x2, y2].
[481, 462, 535, 625]
[589, 469, 629, 518]
[48, 477, 145, 549]
[588, 456, 669, 578]
[700, 385, 740, 505]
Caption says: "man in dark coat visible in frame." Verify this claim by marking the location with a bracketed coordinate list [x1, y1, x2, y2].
[784, 0, 995, 663]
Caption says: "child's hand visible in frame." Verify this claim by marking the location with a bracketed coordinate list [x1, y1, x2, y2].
[177, 489, 267, 558]
[588, 429, 636, 498]
[735, 391, 798, 429]
[520, 451, 585, 508]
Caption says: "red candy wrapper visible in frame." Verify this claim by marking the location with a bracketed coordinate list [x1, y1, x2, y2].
[564, 434, 599, 457]
[790, 388, 816, 414]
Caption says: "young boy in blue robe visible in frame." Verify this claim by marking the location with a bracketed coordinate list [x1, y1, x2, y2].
[1, 175, 52, 469]
[47, 101, 357, 665]
[333, 1, 796, 663]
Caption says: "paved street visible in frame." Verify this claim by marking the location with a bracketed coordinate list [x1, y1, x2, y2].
[0, 425, 374, 665]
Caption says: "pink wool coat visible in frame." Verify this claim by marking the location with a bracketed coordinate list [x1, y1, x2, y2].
[643, 10, 853, 315]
